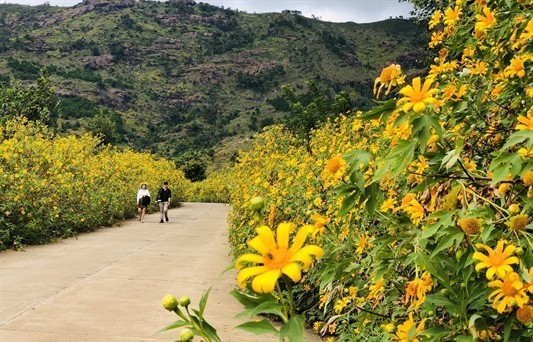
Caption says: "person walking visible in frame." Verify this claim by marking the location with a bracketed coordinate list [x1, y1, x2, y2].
[136, 183, 151, 223]
[156, 181, 171, 223]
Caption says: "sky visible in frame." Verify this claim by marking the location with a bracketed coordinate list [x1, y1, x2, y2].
[1, 0, 414, 23]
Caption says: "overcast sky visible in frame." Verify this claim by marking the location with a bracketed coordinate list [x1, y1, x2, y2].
[1, 0, 414, 23]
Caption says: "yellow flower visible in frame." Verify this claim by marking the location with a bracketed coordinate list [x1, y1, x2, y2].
[374, 64, 404, 98]
[522, 170, 533, 186]
[324, 155, 346, 177]
[405, 272, 433, 308]
[444, 6, 461, 26]
[310, 213, 329, 237]
[355, 233, 373, 255]
[393, 313, 427, 342]
[380, 197, 396, 212]
[458, 217, 482, 235]
[235, 223, 323, 293]
[367, 278, 385, 300]
[507, 214, 528, 231]
[518, 18, 533, 42]
[516, 112, 533, 131]
[397, 77, 437, 113]
[475, 7, 496, 32]
[382, 322, 395, 333]
[334, 297, 350, 313]
[504, 56, 526, 78]
[525, 267, 533, 293]
[517, 147, 533, 159]
[517, 305, 533, 324]
[428, 10, 442, 29]
[488, 272, 529, 313]
[400, 194, 425, 225]
[473, 241, 519, 279]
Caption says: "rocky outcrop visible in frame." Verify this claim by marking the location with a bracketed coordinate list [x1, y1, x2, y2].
[80, 55, 115, 70]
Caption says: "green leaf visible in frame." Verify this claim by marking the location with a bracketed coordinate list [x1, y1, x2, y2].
[373, 140, 416, 182]
[425, 294, 455, 307]
[442, 148, 461, 170]
[421, 211, 455, 239]
[365, 183, 383, 215]
[156, 320, 189, 334]
[235, 319, 279, 336]
[279, 314, 305, 342]
[355, 99, 397, 121]
[411, 114, 442, 153]
[502, 130, 533, 149]
[454, 336, 474, 342]
[339, 192, 357, 217]
[201, 320, 222, 342]
[230, 290, 277, 310]
[430, 230, 464, 258]
[235, 301, 287, 322]
[489, 152, 523, 184]
[199, 287, 212, 319]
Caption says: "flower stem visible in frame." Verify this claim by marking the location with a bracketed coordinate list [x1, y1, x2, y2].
[283, 277, 296, 318]
[276, 282, 290, 323]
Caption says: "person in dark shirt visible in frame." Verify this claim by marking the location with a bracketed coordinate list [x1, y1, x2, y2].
[156, 181, 171, 223]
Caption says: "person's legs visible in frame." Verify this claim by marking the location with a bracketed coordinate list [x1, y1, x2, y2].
[163, 202, 169, 221]
[140, 207, 146, 222]
[159, 202, 165, 222]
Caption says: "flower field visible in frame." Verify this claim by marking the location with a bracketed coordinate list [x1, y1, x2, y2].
[0, 118, 188, 249]
[199, 1, 533, 340]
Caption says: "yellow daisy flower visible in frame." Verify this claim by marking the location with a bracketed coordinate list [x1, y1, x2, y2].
[516, 112, 533, 131]
[397, 77, 438, 113]
[488, 272, 529, 313]
[473, 241, 519, 279]
[235, 223, 323, 293]
[444, 6, 461, 26]
[374, 64, 404, 98]
[475, 6, 496, 32]
[393, 312, 427, 342]
[504, 56, 526, 78]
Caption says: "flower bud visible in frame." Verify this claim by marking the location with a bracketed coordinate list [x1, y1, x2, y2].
[161, 294, 179, 311]
[178, 296, 191, 307]
[179, 328, 194, 341]
[249, 196, 265, 211]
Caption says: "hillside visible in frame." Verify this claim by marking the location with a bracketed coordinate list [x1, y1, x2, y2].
[0, 0, 429, 167]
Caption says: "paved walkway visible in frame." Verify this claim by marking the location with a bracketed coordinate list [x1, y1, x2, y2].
[0, 203, 320, 342]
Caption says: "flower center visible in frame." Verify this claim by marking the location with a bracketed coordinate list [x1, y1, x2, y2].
[490, 253, 503, 266]
[264, 248, 292, 270]
[502, 280, 518, 297]
[411, 91, 425, 103]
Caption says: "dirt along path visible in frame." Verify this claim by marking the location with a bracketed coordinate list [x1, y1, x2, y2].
[0, 202, 321, 342]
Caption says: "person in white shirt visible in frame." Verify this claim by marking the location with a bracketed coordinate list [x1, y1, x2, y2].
[136, 183, 151, 222]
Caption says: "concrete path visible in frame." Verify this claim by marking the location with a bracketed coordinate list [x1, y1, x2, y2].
[0, 203, 321, 342]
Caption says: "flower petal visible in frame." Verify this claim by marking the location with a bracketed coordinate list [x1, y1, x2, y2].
[237, 266, 268, 288]
[276, 222, 293, 249]
[248, 236, 268, 255]
[252, 269, 281, 293]
[282, 262, 302, 282]
[235, 253, 264, 269]
[256, 225, 277, 250]
[289, 225, 314, 253]
[290, 245, 324, 267]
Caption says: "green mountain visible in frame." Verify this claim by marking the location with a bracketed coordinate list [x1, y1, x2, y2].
[0, 0, 429, 168]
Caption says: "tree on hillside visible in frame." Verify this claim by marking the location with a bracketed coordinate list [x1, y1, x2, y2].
[0, 69, 62, 128]
[281, 81, 353, 142]
[83, 109, 118, 145]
